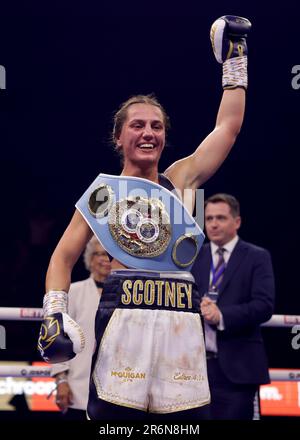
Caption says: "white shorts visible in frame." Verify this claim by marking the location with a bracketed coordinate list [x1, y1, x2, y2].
[92, 307, 210, 413]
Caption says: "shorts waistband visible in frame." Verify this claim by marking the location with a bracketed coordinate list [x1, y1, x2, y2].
[101, 272, 200, 313]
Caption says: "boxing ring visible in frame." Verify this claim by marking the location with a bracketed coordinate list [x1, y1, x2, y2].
[1, 307, 299, 416]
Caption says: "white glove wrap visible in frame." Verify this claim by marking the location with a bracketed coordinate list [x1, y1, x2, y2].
[43, 290, 68, 317]
[222, 55, 248, 89]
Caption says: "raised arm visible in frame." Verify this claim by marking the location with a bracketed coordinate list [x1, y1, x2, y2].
[165, 16, 251, 191]
[183, 87, 245, 188]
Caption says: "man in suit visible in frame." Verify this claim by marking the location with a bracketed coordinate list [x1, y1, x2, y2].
[192, 193, 275, 420]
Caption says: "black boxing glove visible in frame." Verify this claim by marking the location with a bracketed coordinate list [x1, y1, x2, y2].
[37, 290, 85, 363]
[210, 15, 251, 89]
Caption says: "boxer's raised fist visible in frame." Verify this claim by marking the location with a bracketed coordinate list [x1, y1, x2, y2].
[210, 15, 251, 89]
[210, 15, 251, 63]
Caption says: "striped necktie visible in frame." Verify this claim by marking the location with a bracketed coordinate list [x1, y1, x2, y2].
[210, 247, 226, 291]
[204, 247, 226, 353]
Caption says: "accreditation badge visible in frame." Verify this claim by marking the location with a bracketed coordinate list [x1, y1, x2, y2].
[204, 289, 219, 303]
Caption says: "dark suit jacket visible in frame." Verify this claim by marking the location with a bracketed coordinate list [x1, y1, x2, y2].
[192, 238, 275, 385]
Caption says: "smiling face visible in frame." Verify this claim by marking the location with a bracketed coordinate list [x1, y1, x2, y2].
[205, 202, 241, 247]
[115, 103, 166, 168]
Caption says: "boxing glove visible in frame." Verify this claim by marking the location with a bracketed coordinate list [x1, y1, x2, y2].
[210, 15, 251, 89]
[37, 290, 85, 363]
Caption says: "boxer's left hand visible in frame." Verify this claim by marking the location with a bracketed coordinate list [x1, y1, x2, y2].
[210, 15, 251, 64]
[210, 15, 251, 89]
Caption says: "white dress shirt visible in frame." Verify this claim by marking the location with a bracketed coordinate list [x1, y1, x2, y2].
[205, 235, 239, 353]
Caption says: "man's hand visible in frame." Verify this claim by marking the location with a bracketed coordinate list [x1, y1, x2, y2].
[200, 297, 221, 325]
[56, 381, 73, 413]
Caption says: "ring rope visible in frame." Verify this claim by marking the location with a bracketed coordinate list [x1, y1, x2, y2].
[0, 307, 43, 320]
[262, 315, 300, 327]
[0, 365, 299, 381]
[0, 308, 299, 327]
[0, 365, 52, 378]
[0, 310, 298, 380]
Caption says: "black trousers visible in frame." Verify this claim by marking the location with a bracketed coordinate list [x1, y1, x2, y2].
[206, 357, 258, 420]
[61, 407, 87, 421]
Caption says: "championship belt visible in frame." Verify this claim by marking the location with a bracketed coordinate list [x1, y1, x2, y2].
[75, 174, 205, 272]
